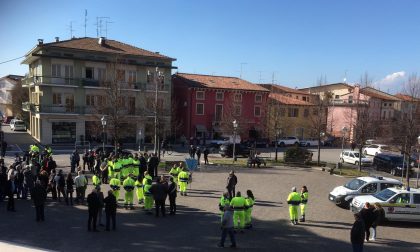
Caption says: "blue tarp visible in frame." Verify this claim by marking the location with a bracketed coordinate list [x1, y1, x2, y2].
[185, 158, 198, 171]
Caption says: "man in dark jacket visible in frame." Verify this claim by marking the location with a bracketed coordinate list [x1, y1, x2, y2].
[87, 188, 101, 231]
[360, 202, 375, 242]
[168, 177, 177, 215]
[147, 153, 159, 178]
[6, 174, 16, 211]
[70, 150, 80, 174]
[149, 177, 168, 217]
[226, 171, 237, 199]
[351, 213, 365, 252]
[139, 154, 147, 180]
[104, 190, 117, 231]
[31, 180, 47, 221]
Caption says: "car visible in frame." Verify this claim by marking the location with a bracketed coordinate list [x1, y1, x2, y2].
[373, 153, 412, 176]
[410, 152, 419, 167]
[365, 139, 376, 145]
[363, 144, 390, 156]
[219, 143, 250, 158]
[243, 138, 270, 148]
[323, 136, 339, 147]
[299, 138, 322, 147]
[277, 136, 300, 147]
[339, 150, 372, 166]
[209, 138, 229, 146]
[10, 119, 26, 131]
[350, 187, 420, 222]
[93, 145, 132, 157]
[328, 176, 402, 208]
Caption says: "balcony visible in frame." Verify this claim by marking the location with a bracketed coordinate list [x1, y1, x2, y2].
[330, 99, 368, 106]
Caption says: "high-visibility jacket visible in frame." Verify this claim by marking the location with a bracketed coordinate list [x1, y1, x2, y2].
[123, 177, 135, 191]
[219, 196, 230, 211]
[245, 197, 255, 209]
[143, 184, 152, 197]
[169, 167, 180, 177]
[92, 175, 101, 187]
[230, 196, 246, 211]
[178, 171, 189, 183]
[301, 192, 309, 204]
[134, 180, 143, 189]
[132, 158, 140, 176]
[30, 145, 40, 153]
[142, 175, 152, 185]
[287, 192, 301, 205]
[45, 147, 53, 156]
[113, 160, 123, 173]
[108, 160, 114, 177]
[109, 178, 121, 191]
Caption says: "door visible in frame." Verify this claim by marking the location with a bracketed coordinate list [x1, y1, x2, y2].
[359, 183, 377, 195]
[387, 193, 412, 220]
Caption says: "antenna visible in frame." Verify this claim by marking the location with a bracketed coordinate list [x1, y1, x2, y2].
[271, 72, 278, 84]
[240, 62, 247, 79]
[68, 21, 75, 39]
[257, 71, 263, 84]
[105, 20, 114, 38]
[84, 10, 87, 37]
[343, 70, 348, 83]
[96, 17, 110, 37]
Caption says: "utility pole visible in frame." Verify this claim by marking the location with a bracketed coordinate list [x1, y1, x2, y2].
[84, 10, 87, 37]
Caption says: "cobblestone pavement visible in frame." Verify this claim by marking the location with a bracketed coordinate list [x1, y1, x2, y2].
[1, 164, 420, 252]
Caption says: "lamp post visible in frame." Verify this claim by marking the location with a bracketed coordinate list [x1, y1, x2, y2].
[138, 130, 142, 152]
[101, 116, 107, 156]
[275, 128, 282, 162]
[416, 136, 420, 188]
[154, 67, 163, 155]
[341, 127, 348, 157]
[232, 120, 238, 162]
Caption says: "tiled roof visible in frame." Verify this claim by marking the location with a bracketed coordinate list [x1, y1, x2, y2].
[174, 73, 269, 92]
[360, 87, 400, 101]
[40, 37, 174, 60]
[269, 93, 314, 106]
[299, 82, 353, 92]
[395, 93, 420, 102]
[259, 84, 310, 95]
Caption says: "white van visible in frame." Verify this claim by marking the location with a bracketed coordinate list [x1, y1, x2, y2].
[10, 119, 26, 131]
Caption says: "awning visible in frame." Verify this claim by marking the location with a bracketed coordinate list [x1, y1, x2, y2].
[195, 124, 207, 132]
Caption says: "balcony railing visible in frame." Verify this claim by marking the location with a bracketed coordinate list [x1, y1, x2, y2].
[21, 75, 170, 91]
[331, 99, 368, 106]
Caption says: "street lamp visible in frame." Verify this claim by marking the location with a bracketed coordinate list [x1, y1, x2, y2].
[341, 127, 349, 156]
[275, 128, 282, 161]
[153, 67, 163, 155]
[138, 130, 142, 152]
[101, 116, 107, 156]
[232, 120, 238, 162]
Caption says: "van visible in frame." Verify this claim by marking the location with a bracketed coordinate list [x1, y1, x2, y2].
[10, 119, 26, 131]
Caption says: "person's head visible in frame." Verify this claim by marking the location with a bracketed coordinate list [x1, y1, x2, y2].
[77, 171, 82, 176]
[229, 170, 234, 176]
[108, 190, 113, 196]
[236, 191, 241, 197]
[364, 202, 371, 209]
[67, 173, 72, 179]
[373, 203, 382, 210]
[144, 171, 149, 176]
[96, 186, 101, 191]
[223, 192, 229, 198]
[291, 187, 297, 192]
[246, 190, 254, 199]
[301, 185, 308, 193]
[58, 169, 63, 174]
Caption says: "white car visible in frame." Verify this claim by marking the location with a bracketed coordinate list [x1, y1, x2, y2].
[328, 176, 402, 208]
[10, 119, 26, 131]
[363, 144, 390, 156]
[277, 136, 300, 147]
[350, 187, 420, 222]
[300, 138, 321, 147]
[340, 150, 372, 166]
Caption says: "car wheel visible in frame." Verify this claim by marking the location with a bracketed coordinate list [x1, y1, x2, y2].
[279, 142, 285, 147]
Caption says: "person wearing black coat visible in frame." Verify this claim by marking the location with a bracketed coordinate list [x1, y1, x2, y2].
[226, 171, 238, 199]
[149, 177, 168, 217]
[139, 154, 147, 180]
[351, 213, 365, 252]
[168, 177, 177, 215]
[360, 202, 375, 242]
[147, 154, 159, 178]
[87, 189, 101, 231]
[203, 148, 209, 165]
[31, 180, 47, 221]
[5, 175, 16, 211]
[104, 190, 117, 231]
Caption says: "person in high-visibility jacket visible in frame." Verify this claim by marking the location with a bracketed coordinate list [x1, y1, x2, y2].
[134, 175, 144, 204]
[121, 155, 131, 179]
[287, 187, 301, 225]
[169, 164, 181, 185]
[143, 179, 153, 212]
[123, 175, 136, 209]
[109, 177, 121, 201]
[44, 145, 53, 158]
[219, 192, 230, 220]
[108, 158, 115, 179]
[30, 144, 40, 154]
[178, 168, 189, 196]
[113, 157, 123, 180]
[299, 185, 309, 222]
[245, 190, 255, 229]
[132, 155, 140, 177]
[230, 191, 247, 231]
[92, 174, 101, 188]
[142, 171, 152, 186]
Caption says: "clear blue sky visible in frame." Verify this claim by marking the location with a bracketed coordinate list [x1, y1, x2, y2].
[1, 0, 419, 93]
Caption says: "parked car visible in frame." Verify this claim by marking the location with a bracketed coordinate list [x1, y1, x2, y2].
[277, 136, 300, 147]
[323, 136, 338, 147]
[363, 144, 390, 156]
[328, 176, 402, 208]
[350, 187, 420, 222]
[373, 153, 411, 176]
[209, 138, 229, 146]
[365, 139, 376, 145]
[219, 143, 250, 158]
[300, 138, 322, 147]
[3, 116, 14, 124]
[10, 119, 26, 131]
[243, 138, 270, 148]
[93, 145, 132, 157]
[339, 150, 372, 166]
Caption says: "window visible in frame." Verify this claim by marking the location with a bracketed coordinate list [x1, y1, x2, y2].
[413, 194, 420, 204]
[86, 95, 95, 106]
[288, 108, 299, 117]
[52, 64, 61, 77]
[348, 95, 353, 104]
[304, 108, 309, 117]
[279, 108, 286, 117]
[392, 193, 410, 204]
[64, 65, 73, 84]
[380, 183, 400, 191]
[216, 92, 224, 101]
[65, 94, 74, 112]
[53, 93, 62, 105]
[128, 97, 135, 114]
[85, 67, 94, 79]
[196, 103, 204, 115]
[98, 68, 106, 81]
[234, 93, 242, 102]
[234, 105, 241, 116]
[254, 106, 261, 117]
[215, 104, 223, 121]
[128, 71, 137, 83]
[383, 103, 387, 107]
[361, 183, 377, 193]
[196, 91, 205, 100]
[335, 95, 340, 99]
[255, 94, 262, 103]
[303, 97, 307, 101]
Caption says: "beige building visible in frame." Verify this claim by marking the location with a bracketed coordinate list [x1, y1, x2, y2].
[21, 37, 176, 145]
[0, 75, 23, 117]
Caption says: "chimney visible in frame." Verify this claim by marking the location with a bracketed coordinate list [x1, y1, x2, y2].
[98, 37, 106, 45]
[38, 39, 43, 45]
[55, 37, 59, 42]
[155, 52, 160, 54]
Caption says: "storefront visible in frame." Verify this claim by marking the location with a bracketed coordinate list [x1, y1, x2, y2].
[52, 122, 76, 144]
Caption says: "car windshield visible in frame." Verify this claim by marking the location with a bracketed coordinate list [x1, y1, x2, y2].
[344, 179, 367, 190]
[15, 121, 25, 125]
[373, 188, 397, 201]
[353, 153, 367, 158]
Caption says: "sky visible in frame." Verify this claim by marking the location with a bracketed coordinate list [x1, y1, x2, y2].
[1, 0, 419, 94]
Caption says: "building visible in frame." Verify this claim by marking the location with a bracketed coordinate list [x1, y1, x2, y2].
[0, 75, 24, 117]
[172, 73, 269, 143]
[260, 83, 318, 103]
[21, 37, 176, 145]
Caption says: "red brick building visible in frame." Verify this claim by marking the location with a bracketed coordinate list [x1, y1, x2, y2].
[172, 73, 269, 143]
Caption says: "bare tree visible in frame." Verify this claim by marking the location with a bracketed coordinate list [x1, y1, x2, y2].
[10, 79, 29, 121]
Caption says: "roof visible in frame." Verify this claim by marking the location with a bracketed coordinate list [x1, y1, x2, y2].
[173, 73, 269, 92]
[259, 84, 310, 95]
[269, 93, 314, 106]
[0, 75, 23, 83]
[360, 87, 400, 101]
[395, 93, 420, 102]
[358, 176, 401, 183]
[299, 82, 353, 92]
[27, 37, 174, 60]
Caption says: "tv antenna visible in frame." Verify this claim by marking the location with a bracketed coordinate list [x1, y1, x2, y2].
[68, 21, 75, 39]
[83, 10, 88, 37]
[95, 16, 111, 37]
